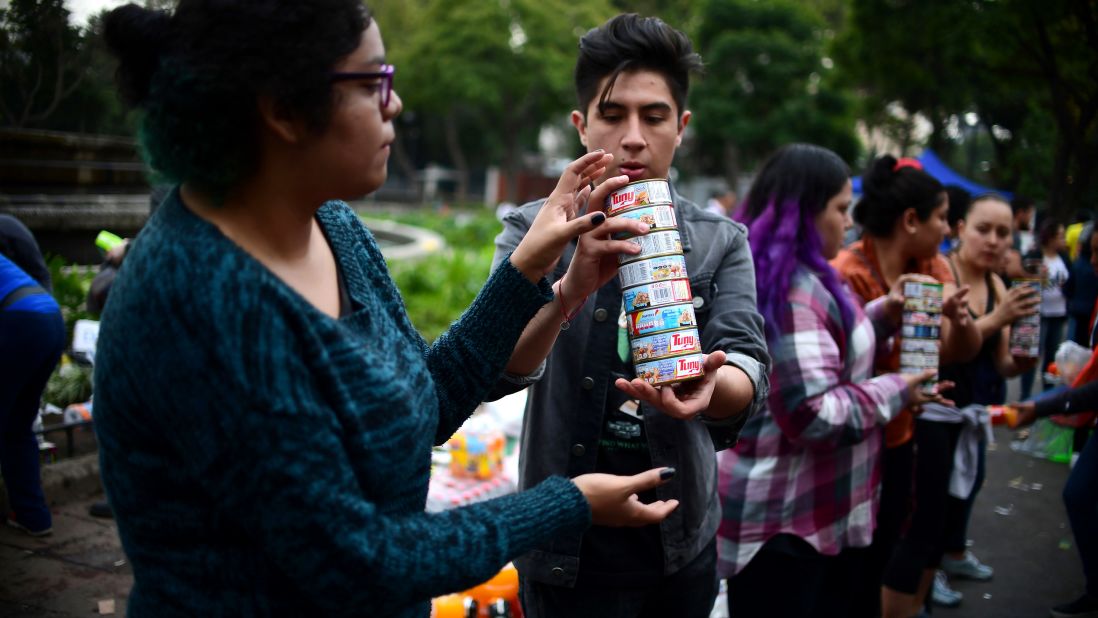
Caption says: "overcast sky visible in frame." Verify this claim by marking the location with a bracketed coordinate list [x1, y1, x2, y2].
[69, 0, 130, 26]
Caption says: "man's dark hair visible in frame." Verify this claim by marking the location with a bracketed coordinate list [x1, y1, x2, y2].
[1038, 217, 1063, 248]
[1011, 195, 1036, 216]
[574, 14, 702, 118]
[104, 0, 369, 200]
[945, 185, 971, 229]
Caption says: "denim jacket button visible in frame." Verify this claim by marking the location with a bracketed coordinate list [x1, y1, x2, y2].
[692, 295, 705, 309]
[551, 567, 565, 578]
[571, 443, 586, 457]
[593, 308, 608, 322]
[581, 376, 595, 390]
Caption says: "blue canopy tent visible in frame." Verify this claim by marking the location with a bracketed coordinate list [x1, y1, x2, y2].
[852, 149, 1013, 200]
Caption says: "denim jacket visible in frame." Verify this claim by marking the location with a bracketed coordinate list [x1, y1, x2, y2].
[489, 189, 771, 586]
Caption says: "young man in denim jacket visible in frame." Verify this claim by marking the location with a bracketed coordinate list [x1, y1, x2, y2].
[490, 14, 770, 618]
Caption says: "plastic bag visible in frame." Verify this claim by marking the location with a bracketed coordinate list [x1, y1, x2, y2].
[1055, 340, 1091, 385]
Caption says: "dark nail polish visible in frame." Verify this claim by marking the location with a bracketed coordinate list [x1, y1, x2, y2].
[591, 213, 606, 226]
[659, 467, 676, 480]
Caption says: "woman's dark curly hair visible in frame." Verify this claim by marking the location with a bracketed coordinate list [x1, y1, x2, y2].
[104, 1, 370, 199]
[855, 155, 946, 238]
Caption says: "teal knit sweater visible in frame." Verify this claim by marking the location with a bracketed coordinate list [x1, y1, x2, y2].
[93, 190, 590, 616]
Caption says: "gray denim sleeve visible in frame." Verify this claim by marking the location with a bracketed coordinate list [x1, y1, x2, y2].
[699, 222, 772, 449]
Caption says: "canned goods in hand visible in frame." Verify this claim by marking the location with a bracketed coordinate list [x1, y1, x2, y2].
[627, 303, 697, 337]
[634, 352, 705, 386]
[630, 328, 702, 363]
[619, 230, 683, 265]
[622, 279, 693, 313]
[618, 254, 688, 288]
[605, 179, 672, 215]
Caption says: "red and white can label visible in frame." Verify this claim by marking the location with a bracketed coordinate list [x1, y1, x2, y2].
[631, 328, 703, 363]
[627, 302, 697, 337]
[619, 230, 683, 264]
[622, 279, 692, 313]
[605, 179, 672, 215]
[635, 352, 705, 386]
[618, 254, 688, 288]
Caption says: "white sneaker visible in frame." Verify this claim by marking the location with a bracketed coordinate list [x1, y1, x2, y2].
[931, 570, 963, 607]
[941, 550, 994, 581]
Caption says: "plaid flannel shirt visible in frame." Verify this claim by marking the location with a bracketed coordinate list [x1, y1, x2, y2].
[716, 267, 909, 576]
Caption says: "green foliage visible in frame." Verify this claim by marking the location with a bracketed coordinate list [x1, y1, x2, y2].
[0, 0, 133, 133]
[43, 361, 93, 408]
[691, 0, 860, 178]
[45, 255, 95, 337]
[395, 0, 614, 197]
[836, 0, 1098, 218]
[41, 255, 96, 407]
[374, 208, 501, 342]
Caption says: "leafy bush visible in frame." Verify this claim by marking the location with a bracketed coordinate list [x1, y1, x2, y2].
[374, 208, 501, 342]
[45, 255, 96, 337]
[42, 256, 97, 407]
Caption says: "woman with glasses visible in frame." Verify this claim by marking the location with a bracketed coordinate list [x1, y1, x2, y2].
[94, 2, 681, 616]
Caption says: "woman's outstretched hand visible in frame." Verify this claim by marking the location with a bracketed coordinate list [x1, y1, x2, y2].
[573, 467, 679, 527]
[509, 151, 632, 283]
[902, 369, 956, 413]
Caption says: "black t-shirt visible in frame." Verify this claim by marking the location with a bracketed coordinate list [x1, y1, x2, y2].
[576, 309, 664, 587]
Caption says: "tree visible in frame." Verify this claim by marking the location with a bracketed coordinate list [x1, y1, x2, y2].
[0, 0, 89, 128]
[993, 0, 1098, 218]
[690, 0, 860, 182]
[837, 0, 1098, 219]
[833, 0, 976, 157]
[401, 0, 614, 201]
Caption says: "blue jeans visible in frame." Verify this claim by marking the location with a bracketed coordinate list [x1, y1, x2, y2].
[519, 539, 718, 618]
[1064, 428, 1098, 597]
[0, 309, 65, 531]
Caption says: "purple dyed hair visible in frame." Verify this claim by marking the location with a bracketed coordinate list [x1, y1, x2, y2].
[735, 144, 855, 343]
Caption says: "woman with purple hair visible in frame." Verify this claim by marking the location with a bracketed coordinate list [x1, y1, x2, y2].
[716, 144, 947, 617]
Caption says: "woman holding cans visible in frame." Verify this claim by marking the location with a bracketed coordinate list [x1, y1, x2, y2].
[1020, 218, 1071, 399]
[93, 3, 683, 616]
[716, 144, 948, 617]
[929, 195, 1041, 604]
[832, 155, 981, 618]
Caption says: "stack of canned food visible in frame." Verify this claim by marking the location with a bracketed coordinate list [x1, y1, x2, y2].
[606, 179, 705, 386]
[1009, 277, 1041, 357]
[900, 280, 943, 394]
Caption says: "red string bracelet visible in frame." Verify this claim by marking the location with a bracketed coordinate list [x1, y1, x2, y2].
[554, 279, 589, 330]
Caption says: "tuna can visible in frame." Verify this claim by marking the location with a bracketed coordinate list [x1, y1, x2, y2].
[622, 279, 693, 313]
[618, 254, 688, 288]
[1009, 278, 1041, 357]
[635, 352, 706, 386]
[900, 281, 943, 394]
[613, 204, 677, 233]
[627, 302, 697, 337]
[630, 328, 703, 363]
[619, 230, 683, 265]
[605, 179, 672, 216]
